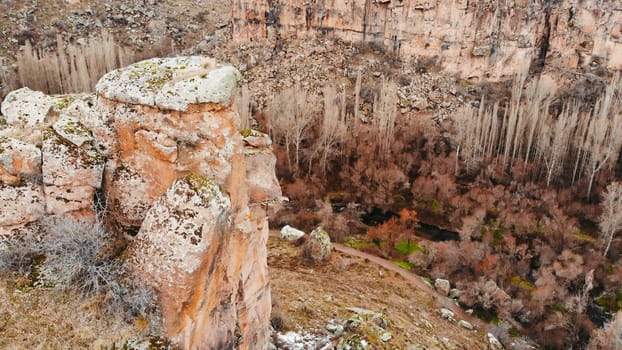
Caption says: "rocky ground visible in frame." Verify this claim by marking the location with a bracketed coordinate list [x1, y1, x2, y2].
[268, 236, 491, 349]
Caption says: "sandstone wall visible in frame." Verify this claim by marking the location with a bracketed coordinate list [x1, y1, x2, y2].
[232, 0, 622, 79]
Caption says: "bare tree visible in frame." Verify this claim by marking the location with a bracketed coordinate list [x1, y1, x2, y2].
[582, 73, 622, 197]
[599, 181, 622, 257]
[18, 30, 130, 94]
[537, 102, 579, 186]
[266, 83, 316, 174]
[310, 85, 348, 174]
[372, 78, 398, 157]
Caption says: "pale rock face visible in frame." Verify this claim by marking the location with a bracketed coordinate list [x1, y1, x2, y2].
[232, 0, 622, 79]
[52, 115, 94, 147]
[0, 87, 55, 127]
[245, 141, 281, 205]
[0, 183, 45, 227]
[487, 333, 505, 350]
[41, 129, 104, 216]
[96, 56, 241, 111]
[128, 176, 237, 347]
[98, 98, 242, 229]
[0, 136, 41, 181]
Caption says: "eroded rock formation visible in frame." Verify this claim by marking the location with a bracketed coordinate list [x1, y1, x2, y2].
[232, 0, 622, 79]
[0, 56, 280, 350]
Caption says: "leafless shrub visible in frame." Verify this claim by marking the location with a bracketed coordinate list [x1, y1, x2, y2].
[36, 216, 120, 296]
[0, 228, 41, 275]
[17, 30, 131, 94]
[0, 215, 160, 330]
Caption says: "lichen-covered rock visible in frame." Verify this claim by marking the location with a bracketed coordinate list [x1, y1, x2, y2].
[0, 87, 55, 127]
[127, 175, 232, 328]
[336, 335, 368, 350]
[241, 129, 272, 148]
[302, 227, 332, 264]
[0, 183, 45, 228]
[52, 115, 94, 147]
[0, 136, 41, 182]
[41, 129, 104, 216]
[113, 57, 276, 349]
[97, 58, 244, 229]
[96, 56, 241, 111]
[280, 225, 305, 241]
[440, 308, 455, 322]
[0, 55, 278, 350]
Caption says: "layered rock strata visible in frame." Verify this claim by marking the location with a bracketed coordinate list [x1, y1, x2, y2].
[232, 0, 622, 79]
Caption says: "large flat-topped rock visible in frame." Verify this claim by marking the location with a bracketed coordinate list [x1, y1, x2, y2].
[95, 56, 241, 111]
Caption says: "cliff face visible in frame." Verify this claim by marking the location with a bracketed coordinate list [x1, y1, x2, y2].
[0, 56, 280, 350]
[232, 0, 622, 79]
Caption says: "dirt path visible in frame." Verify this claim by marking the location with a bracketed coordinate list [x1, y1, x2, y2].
[269, 230, 489, 333]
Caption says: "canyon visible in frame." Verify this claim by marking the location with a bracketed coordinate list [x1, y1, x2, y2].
[1, 0, 622, 349]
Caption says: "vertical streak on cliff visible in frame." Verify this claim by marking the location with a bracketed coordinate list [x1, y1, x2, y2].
[536, 0, 553, 73]
[363, 0, 370, 40]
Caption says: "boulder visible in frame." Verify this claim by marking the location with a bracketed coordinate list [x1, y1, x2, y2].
[434, 278, 451, 296]
[336, 335, 368, 350]
[459, 320, 474, 330]
[488, 333, 505, 350]
[97, 58, 244, 230]
[0, 136, 41, 181]
[0, 56, 279, 350]
[0, 87, 55, 128]
[280, 224, 305, 241]
[244, 143, 281, 205]
[96, 56, 240, 111]
[127, 175, 234, 346]
[0, 183, 45, 228]
[440, 308, 455, 322]
[302, 227, 332, 263]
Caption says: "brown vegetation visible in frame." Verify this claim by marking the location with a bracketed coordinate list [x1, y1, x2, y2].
[17, 31, 131, 94]
[262, 69, 622, 348]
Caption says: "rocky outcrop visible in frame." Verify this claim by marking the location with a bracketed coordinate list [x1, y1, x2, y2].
[96, 56, 279, 349]
[0, 88, 105, 222]
[232, 0, 622, 79]
[0, 56, 281, 349]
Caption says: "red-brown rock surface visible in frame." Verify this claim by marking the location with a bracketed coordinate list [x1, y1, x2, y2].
[97, 56, 280, 349]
